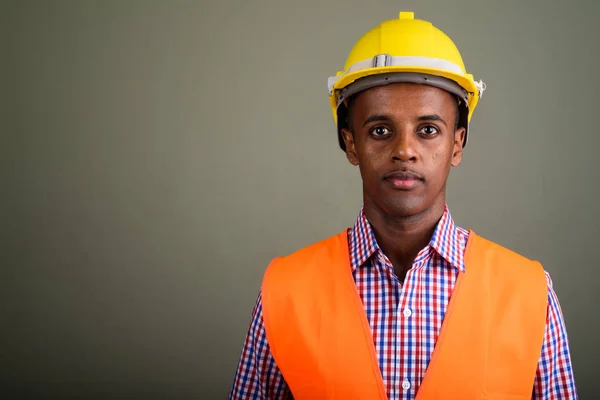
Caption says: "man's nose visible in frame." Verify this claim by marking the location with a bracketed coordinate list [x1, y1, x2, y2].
[392, 130, 418, 162]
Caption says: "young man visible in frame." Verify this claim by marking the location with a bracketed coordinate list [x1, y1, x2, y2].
[229, 12, 577, 400]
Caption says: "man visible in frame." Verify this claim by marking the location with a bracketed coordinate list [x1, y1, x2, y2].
[229, 11, 577, 400]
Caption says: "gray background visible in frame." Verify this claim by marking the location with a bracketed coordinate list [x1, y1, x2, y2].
[3, 0, 598, 398]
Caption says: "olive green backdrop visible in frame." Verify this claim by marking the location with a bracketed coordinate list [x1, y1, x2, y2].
[3, 0, 598, 398]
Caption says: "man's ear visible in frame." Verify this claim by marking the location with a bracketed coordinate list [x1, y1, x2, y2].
[341, 128, 359, 166]
[451, 127, 466, 167]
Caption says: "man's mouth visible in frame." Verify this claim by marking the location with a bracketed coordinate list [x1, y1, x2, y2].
[383, 170, 424, 190]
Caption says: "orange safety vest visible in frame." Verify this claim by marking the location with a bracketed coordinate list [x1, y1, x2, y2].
[261, 229, 548, 400]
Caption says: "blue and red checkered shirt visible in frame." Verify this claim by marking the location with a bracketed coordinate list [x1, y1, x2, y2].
[228, 205, 577, 399]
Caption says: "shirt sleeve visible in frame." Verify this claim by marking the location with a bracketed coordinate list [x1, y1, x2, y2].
[532, 272, 578, 399]
[228, 291, 291, 400]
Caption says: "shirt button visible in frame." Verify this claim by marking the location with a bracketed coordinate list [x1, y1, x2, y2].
[403, 308, 412, 317]
[402, 380, 411, 390]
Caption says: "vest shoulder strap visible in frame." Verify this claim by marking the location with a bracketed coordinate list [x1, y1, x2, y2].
[262, 230, 387, 400]
[416, 231, 548, 399]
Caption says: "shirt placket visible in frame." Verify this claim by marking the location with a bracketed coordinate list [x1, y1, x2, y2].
[395, 257, 427, 400]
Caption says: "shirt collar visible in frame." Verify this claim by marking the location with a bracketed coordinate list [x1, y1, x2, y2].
[348, 205, 466, 273]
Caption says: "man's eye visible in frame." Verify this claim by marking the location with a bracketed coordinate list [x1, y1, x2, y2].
[371, 127, 390, 136]
[420, 125, 439, 135]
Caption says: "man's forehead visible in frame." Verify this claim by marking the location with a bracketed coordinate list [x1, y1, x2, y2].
[353, 83, 457, 113]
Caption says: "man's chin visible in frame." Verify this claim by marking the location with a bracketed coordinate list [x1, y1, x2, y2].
[380, 197, 428, 219]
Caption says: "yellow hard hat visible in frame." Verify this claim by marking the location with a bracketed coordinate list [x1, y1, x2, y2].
[328, 11, 486, 150]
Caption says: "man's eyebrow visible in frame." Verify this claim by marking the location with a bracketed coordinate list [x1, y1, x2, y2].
[361, 113, 449, 128]
[417, 114, 447, 127]
[362, 114, 391, 127]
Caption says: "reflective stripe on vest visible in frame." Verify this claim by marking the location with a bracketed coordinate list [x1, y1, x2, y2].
[261, 230, 548, 400]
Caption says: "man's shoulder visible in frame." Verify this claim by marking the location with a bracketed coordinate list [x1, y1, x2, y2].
[261, 229, 350, 299]
[470, 231, 536, 263]
[469, 231, 550, 284]
[262, 229, 349, 283]
[278, 229, 349, 262]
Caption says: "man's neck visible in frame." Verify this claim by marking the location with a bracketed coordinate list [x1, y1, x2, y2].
[364, 201, 445, 281]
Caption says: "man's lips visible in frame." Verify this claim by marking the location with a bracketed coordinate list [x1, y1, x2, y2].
[383, 170, 424, 190]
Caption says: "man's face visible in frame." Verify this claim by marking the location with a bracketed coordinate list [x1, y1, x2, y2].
[341, 83, 465, 218]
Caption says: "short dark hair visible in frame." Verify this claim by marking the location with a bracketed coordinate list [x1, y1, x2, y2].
[345, 96, 357, 132]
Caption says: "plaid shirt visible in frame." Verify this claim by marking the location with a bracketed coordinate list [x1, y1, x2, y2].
[229, 206, 577, 399]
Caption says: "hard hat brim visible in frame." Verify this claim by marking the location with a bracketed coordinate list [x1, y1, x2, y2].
[330, 64, 481, 125]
